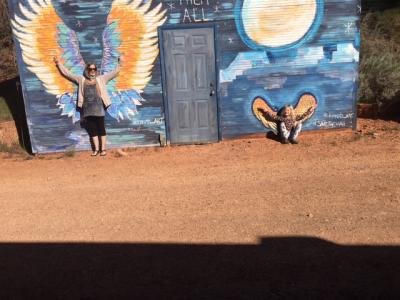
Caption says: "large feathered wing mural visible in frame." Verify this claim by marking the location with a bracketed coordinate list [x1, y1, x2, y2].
[11, 0, 167, 122]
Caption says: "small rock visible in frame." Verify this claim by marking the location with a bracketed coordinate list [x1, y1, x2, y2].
[306, 213, 313, 218]
[116, 149, 128, 157]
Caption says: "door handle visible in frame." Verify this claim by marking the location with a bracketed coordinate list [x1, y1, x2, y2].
[210, 82, 215, 96]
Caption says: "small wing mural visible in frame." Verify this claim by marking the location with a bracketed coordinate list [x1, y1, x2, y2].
[11, 0, 85, 122]
[253, 93, 318, 133]
[252, 97, 278, 132]
[102, 0, 167, 121]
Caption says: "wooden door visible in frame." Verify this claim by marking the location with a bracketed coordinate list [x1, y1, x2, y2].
[162, 27, 218, 144]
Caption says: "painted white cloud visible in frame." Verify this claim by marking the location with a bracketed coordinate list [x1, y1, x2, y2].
[294, 46, 324, 65]
[331, 43, 359, 63]
[219, 51, 269, 83]
[219, 43, 359, 83]
[220, 47, 322, 83]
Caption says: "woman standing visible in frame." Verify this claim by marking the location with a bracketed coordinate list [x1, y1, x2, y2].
[54, 57, 120, 156]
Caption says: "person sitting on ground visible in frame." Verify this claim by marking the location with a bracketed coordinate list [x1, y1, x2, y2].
[260, 105, 315, 144]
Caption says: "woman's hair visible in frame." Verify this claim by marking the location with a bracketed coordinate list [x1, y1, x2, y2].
[278, 105, 295, 119]
[83, 63, 98, 79]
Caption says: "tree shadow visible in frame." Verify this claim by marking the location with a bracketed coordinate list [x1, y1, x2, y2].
[357, 100, 400, 122]
[380, 94, 400, 122]
[0, 237, 398, 299]
[0, 76, 32, 153]
[363, 0, 400, 11]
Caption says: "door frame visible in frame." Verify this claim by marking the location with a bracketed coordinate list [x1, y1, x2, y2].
[158, 23, 220, 144]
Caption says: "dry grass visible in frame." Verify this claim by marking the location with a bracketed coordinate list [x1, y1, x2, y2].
[0, 97, 13, 122]
[64, 149, 76, 158]
[0, 141, 23, 154]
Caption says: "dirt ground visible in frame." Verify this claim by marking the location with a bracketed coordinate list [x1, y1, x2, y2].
[0, 118, 399, 244]
[0, 118, 399, 298]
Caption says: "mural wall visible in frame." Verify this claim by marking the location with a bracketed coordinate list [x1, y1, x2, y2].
[8, 0, 361, 153]
[217, 0, 360, 137]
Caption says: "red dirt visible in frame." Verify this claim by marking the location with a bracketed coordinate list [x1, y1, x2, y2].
[0, 118, 399, 245]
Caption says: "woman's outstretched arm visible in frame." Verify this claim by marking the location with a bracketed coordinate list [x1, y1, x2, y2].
[102, 58, 121, 83]
[53, 56, 80, 83]
[296, 107, 315, 122]
[259, 108, 285, 122]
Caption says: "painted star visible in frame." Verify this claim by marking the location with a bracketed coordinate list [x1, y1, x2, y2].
[344, 22, 354, 35]
[357, 5, 362, 14]
[168, 2, 175, 10]
[214, 5, 219, 13]
[93, 36, 99, 43]
[76, 20, 82, 28]
[228, 37, 233, 44]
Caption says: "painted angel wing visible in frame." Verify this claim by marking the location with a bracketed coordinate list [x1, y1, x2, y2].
[252, 97, 278, 132]
[11, 0, 85, 122]
[294, 93, 318, 121]
[101, 0, 167, 120]
[253, 93, 317, 132]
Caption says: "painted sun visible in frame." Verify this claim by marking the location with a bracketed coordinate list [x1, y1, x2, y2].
[241, 0, 318, 48]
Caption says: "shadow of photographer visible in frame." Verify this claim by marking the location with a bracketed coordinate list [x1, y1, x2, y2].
[0, 236, 398, 299]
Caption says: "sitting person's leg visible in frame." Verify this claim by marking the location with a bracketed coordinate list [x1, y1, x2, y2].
[289, 123, 302, 144]
[279, 122, 290, 144]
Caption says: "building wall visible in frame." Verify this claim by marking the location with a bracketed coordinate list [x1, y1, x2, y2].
[8, 0, 360, 153]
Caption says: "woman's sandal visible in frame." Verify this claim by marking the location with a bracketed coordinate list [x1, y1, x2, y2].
[100, 150, 107, 156]
[91, 150, 99, 156]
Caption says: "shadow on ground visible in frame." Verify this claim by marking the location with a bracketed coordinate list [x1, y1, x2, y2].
[0, 76, 31, 153]
[0, 237, 398, 299]
[266, 131, 281, 143]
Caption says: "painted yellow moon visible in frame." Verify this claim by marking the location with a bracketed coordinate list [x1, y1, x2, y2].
[242, 0, 317, 48]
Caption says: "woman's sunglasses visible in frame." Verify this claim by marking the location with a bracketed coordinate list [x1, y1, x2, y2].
[88, 67, 97, 71]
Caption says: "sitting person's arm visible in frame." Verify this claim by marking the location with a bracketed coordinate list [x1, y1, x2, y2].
[296, 107, 315, 122]
[259, 108, 285, 122]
